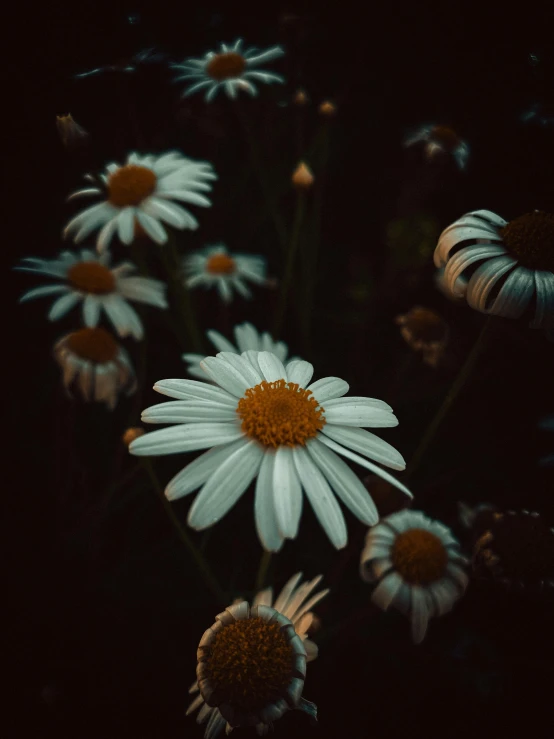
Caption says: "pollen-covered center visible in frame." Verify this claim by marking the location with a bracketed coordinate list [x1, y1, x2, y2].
[206, 52, 246, 81]
[500, 211, 554, 272]
[65, 327, 119, 363]
[206, 253, 236, 275]
[430, 125, 460, 150]
[237, 380, 326, 447]
[403, 307, 447, 342]
[67, 262, 116, 294]
[204, 617, 294, 712]
[392, 528, 448, 584]
[107, 165, 157, 207]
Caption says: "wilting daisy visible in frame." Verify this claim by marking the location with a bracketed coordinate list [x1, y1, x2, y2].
[360, 510, 468, 644]
[183, 322, 289, 380]
[188, 599, 317, 738]
[435, 209, 554, 339]
[395, 306, 449, 368]
[54, 327, 136, 409]
[404, 124, 469, 170]
[18, 248, 167, 340]
[173, 39, 284, 102]
[64, 151, 216, 251]
[130, 351, 411, 550]
[184, 245, 268, 303]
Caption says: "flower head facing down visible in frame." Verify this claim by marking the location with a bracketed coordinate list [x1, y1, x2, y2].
[173, 39, 285, 102]
[360, 510, 468, 643]
[130, 351, 411, 551]
[404, 124, 469, 170]
[434, 209, 554, 339]
[184, 245, 268, 303]
[18, 249, 167, 340]
[64, 151, 216, 251]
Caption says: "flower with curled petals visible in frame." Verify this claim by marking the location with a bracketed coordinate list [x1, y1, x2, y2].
[404, 124, 469, 170]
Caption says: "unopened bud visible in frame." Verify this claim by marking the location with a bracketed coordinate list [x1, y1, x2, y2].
[292, 161, 314, 190]
[56, 113, 89, 150]
[294, 89, 309, 106]
[122, 427, 145, 447]
[318, 101, 336, 117]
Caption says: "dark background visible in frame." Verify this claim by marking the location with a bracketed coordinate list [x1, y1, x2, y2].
[7, 2, 554, 738]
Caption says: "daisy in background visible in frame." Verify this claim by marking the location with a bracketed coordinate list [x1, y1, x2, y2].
[435, 209, 554, 339]
[360, 510, 468, 644]
[184, 245, 269, 303]
[54, 327, 136, 409]
[173, 38, 285, 102]
[404, 124, 469, 170]
[17, 248, 167, 340]
[183, 322, 290, 380]
[394, 306, 449, 368]
[130, 350, 411, 551]
[64, 151, 216, 251]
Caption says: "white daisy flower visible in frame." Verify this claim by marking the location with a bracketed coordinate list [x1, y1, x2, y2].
[434, 209, 554, 339]
[54, 327, 136, 410]
[63, 151, 216, 252]
[404, 124, 469, 170]
[173, 38, 285, 102]
[187, 598, 318, 738]
[183, 322, 290, 380]
[18, 248, 167, 340]
[129, 351, 411, 551]
[184, 245, 268, 303]
[360, 509, 469, 644]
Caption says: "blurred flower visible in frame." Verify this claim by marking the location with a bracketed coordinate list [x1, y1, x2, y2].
[64, 151, 216, 251]
[294, 89, 308, 106]
[73, 47, 168, 78]
[187, 600, 316, 738]
[130, 351, 411, 550]
[360, 510, 468, 644]
[18, 248, 167, 340]
[404, 124, 469, 170]
[54, 327, 136, 409]
[318, 101, 336, 117]
[183, 245, 268, 303]
[56, 114, 89, 151]
[173, 39, 284, 102]
[457, 501, 498, 535]
[292, 162, 314, 190]
[520, 101, 554, 128]
[473, 510, 554, 593]
[435, 210, 554, 339]
[122, 427, 145, 446]
[183, 322, 290, 380]
[395, 306, 449, 368]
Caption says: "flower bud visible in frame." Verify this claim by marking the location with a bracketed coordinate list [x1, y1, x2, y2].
[56, 113, 89, 151]
[318, 101, 336, 117]
[122, 427, 145, 447]
[292, 161, 314, 190]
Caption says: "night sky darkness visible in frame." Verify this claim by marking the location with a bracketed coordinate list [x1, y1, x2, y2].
[7, 2, 554, 738]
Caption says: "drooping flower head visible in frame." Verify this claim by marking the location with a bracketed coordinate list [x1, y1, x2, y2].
[183, 245, 268, 303]
[404, 124, 469, 170]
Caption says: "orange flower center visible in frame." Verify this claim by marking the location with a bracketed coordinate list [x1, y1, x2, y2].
[204, 617, 293, 712]
[206, 253, 236, 275]
[402, 307, 447, 343]
[237, 380, 325, 448]
[500, 211, 554, 272]
[65, 327, 119, 363]
[67, 262, 116, 294]
[107, 165, 157, 207]
[392, 528, 448, 584]
[206, 52, 246, 81]
[430, 125, 460, 150]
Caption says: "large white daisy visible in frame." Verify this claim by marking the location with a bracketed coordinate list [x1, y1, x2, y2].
[129, 351, 411, 550]
[435, 209, 554, 339]
[360, 510, 468, 644]
[63, 151, 216, 252]
[184, 245, 268, 303]
[173, 38, 285, 102]
[18, 248, 167, 340]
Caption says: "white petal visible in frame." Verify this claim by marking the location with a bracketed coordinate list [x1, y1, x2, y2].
[129, 422, 244, 456]
[234, 323, 260, 353]
[135, 210, 168, 244]
[324, 399, 398, 428]
[489, 265, 535, 318]
[83, 295, 101, 327]
[443, 244, 508, 290]
[255, 451, 285, 552]
[285, 360, 314, 387]
[48, 292, 81, 320]
[154, 379, 236, 405]
[257, 351, 287, 382]
[215, 352, 262, 387]
[320, 424, 405, 469]
[19, 284, 69, 302]
[142, 400, 238, 424]
[466, 256, 517, 312]
[410, 587, 431, 644]
[532, 271, 554, 332]
[207, 329, 237, 354]
[273, 572, 304, 614]
[117, 208, 136, 245]
[272, 447, 303, 539]
[200, 356, 253, 397]
[371, 571, 405, 611]
[307, 376, 350, 403]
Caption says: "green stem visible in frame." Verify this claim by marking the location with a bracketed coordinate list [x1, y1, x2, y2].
[255, 551, 272, 592]
[273, 192, 307, 337]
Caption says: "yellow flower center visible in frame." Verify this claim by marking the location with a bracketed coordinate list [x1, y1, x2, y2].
[403, 307, 447, 343]
[500, 211, 554, 272]
[65, 327, 119, 364]
[430, 125, 460, 150]
[67, 262, 116, 294]
[206, 253, 236, 275]
[238, 380, 326, 447]
[392, 528, 448, 584]
[205, 618, 294, 712]
[206, 52, 246, 81]
[107, 165, 157, 207]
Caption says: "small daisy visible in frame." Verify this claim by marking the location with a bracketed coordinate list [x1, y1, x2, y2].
[183, 322, 290, 380]
[360, 509, 468, 644]
[404, 124, 469, 170]
[173, 38, 285, 102]
[129, 350, 411, 551]
[187, 600, 317, 738]
[395, 306, 449, 368]
[18, 248, 167, 340]
[64, 151, 216, 251]
[434, 209, 554, 339]
[184, 245, 268, 303]
[54, 327, 136, 409]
